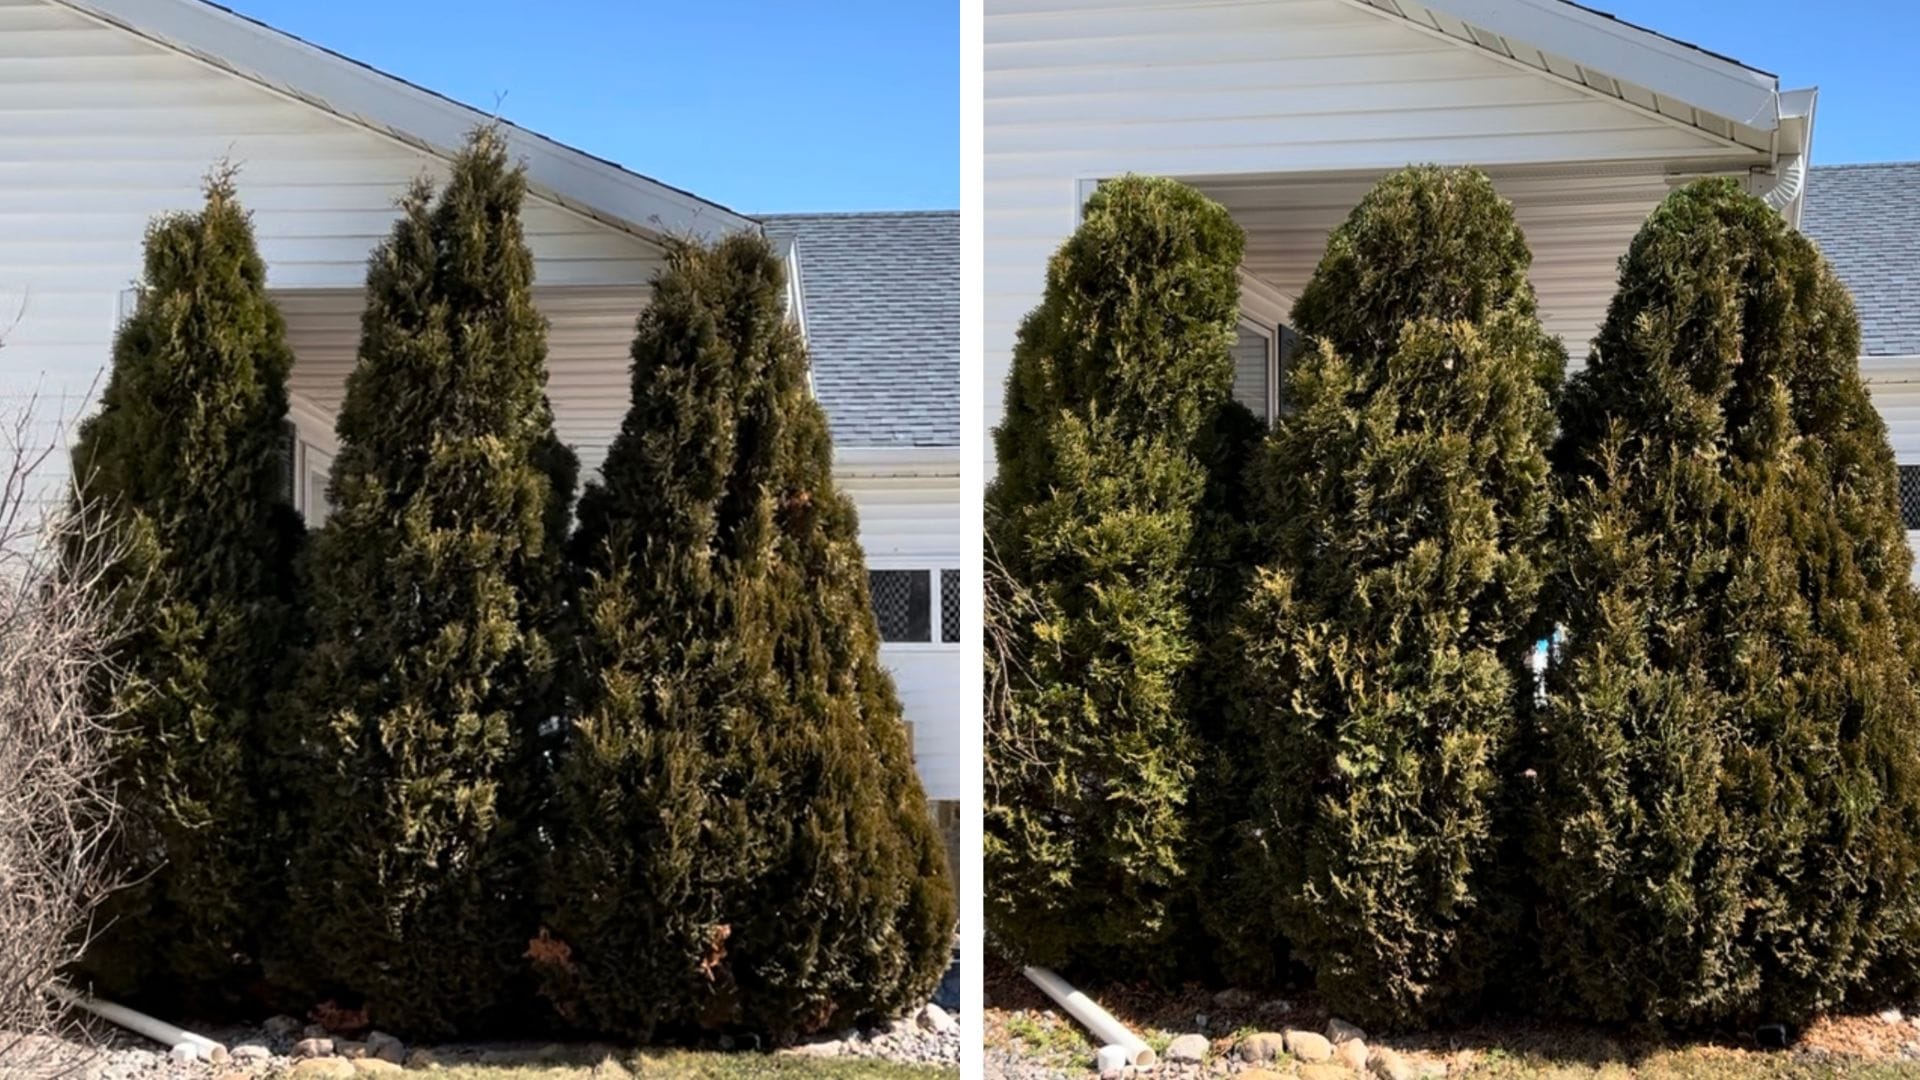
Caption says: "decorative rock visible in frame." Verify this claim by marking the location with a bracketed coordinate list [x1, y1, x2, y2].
[294, 1038, 334, 1059]
[1195, 1013, 1210, 1030]
[781, 1040, 843, 1057]
[403, 1048, 440, 1070]
[1299, 1064, 1356, 1080]
[1166, 1033, 1209, 1063]
[1213, 988, 1253, 1008]
[1257, 999, 1292, 1015]
[1369, 1046, 1416, 1080]
[365, 1031, 405, 1064]
[1882, 1008, 1907, 1025]
[354, 1061, 404, 1077]
[265, 1016, 303, 1041]
[232, 1045, 272, 1063]
[1236, 1032, 1286, 1063]
[1239, 1071, 1289, 1080]
[1286, 1029, 1334, 1063]
[918, 1002, 958, 1036]
[1095, 1044, 1131, 1073]
[335, 1040, 367, 1060]
[291, 1059, 358, 1080]
[1328, 1018, 1367, 1045]
[218, 1071, 252, 1080]
[1336, 1039, 1369, 1071]
[304, 1025, 330, 1040]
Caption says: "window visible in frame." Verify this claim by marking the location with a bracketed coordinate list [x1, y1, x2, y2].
[1232, 319, 1274, 419]
[277, 421, 297, 505]
[1902, 465, 1920, 530]
[868, 567, 959, 645]
[870, 570, 931, 642]
[941, 569, 960, 643]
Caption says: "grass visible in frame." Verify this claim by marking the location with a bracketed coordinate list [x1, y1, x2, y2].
[347, 1055, 952, 1080]
[1438, 1045, 1920, 1078]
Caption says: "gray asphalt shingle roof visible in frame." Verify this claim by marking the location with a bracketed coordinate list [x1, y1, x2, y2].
[758, 211, 959, 449]
[1802, 163, 1920, 357]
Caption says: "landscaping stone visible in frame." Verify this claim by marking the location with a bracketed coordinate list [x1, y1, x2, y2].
[264, 1016, 303, 1042]
[1369, 1046, 1416, 1080]
[1166, 1033, 1209, 1063]
[365, 1031, 404, 1064]
[1328, 1018, 1366, 1044]
[1257, 999, 1291, 1015]
[353, 1060, 403, 1077]
[1286, 1029, 1334, 1062]
[231, 1045, 271, 1062]
[291, 1059, 357, 1080]
[1213, 988, 1252, 1008]
[1881, 1008, 1906, 1025]
[919, 1002, 959, 1035]
[1336, 1038, 1369, 1071]
[293, 1039, 333, 1059]
[1095, 1044, 1131, 1073]
[1236, 1032, 1286, 1063]
[1299, 1064, 1357, 1080]
[334, 1040, 366, 1060]
[403, 1048, 440, 1070]
[1239, 1071, 1289, 1080]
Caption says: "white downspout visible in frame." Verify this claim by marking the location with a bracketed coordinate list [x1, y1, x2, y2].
[1022, 965, 1156, 1067]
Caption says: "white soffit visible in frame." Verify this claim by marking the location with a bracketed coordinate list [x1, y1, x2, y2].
[49, 0, 757, 245]
[1347, 0, 1786, 154]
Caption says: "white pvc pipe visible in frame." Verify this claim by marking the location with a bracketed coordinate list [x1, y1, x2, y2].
[1022, 965, 1155, 1067]
[48, 983, 224, 1060]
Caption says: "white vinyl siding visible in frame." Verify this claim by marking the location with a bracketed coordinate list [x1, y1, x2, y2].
[0, 0, 664, 502]
[1861, 355, 1920, 586]
[984, 0, 1776, 449]
[841, 468, 961, 802]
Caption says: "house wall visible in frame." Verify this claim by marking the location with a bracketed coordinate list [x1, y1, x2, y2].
[984, 0, 1771, 443]
[0, 0, 664, 499]
[1861, 354, 1920, 584]
[0, 0, 959, 803]
[841, 469, 962, 804]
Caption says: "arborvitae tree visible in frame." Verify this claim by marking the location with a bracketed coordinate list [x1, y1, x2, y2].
[1532, 177, 1920, 1027]
[984, 175, 1245, 973]
[536, 232, 953, 1044]
[68, 171, 304, 1007]
[280, 128, 576, 1037]
[1226, 167, 1562, 1027]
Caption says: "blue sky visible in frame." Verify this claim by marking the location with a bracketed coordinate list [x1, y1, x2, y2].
[1581, 1, 1920, 164]
[223, 0, 958, 214]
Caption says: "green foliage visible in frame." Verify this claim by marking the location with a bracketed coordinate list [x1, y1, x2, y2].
[69, 170, 303, 1006]
[983, 175, 1246, 973]
[1532, 177, 1920, 1027]
[538, 232, 953, 1044]
[1226, 166, 1562, 1027]
[279, 128, 577, 1037]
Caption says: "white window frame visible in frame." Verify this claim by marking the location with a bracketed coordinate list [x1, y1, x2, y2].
[1237, 316, 1281, 424]
[866, 557, 961, 653]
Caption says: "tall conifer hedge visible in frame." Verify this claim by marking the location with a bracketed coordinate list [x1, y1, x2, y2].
[983, 175, 1245, 973]
[280, 128, 576, 1036]
[1532, 177, 1920, 1027]
[69, 171, 303, 1005]
[537, 232, 953, 1043]
[1227, 166, 1561, 1027]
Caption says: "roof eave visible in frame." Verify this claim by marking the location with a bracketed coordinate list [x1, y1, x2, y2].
[51, 0, 757, 245]
[1415, 0, 1782, 130]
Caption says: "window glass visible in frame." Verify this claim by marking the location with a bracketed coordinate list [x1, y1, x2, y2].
[940, 569, 960, 643]
[870, 569, 931, 642]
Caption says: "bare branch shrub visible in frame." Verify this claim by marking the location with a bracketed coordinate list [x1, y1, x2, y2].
[0, 392, 128, 1051]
